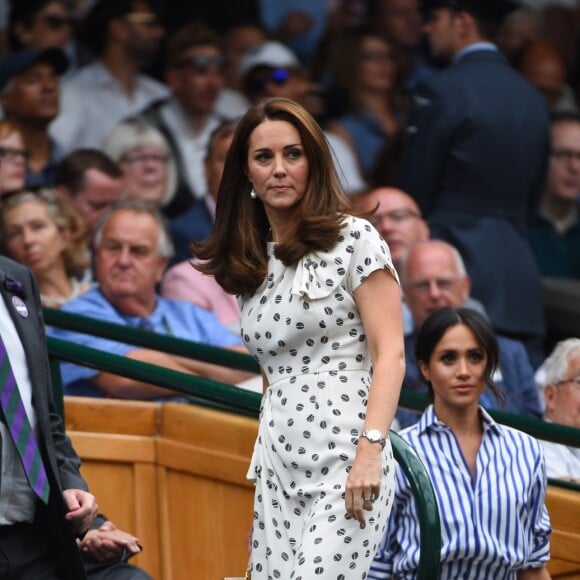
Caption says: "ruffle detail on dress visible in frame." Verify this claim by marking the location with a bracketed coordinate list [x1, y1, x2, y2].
[290, 249, 348, 300]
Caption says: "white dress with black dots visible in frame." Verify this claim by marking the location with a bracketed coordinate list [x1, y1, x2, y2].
[239, 217, 398, 580]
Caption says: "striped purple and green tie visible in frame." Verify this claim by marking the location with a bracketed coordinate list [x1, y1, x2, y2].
[0, 335, 50, 504]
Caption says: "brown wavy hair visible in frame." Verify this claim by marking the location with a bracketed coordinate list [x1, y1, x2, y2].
[0, 188, 89, 279]
[192, 97, 354, 295]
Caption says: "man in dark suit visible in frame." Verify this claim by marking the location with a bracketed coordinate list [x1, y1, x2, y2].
[0, 256, 97, 578]
[396, 0, 550, 368]
[396, 240, 542, 428]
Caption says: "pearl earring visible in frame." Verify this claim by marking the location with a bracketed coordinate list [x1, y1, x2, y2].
[250, 189, 257, 199]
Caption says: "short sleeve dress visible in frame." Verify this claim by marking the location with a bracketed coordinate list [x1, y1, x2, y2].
[239, 216, 399, 579]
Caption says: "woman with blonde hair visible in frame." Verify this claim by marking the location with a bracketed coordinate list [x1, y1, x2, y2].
[1, 188, 90, 307]
[103, 119, 177, 210]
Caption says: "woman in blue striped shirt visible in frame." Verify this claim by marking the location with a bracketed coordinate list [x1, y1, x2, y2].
[370, 307, 551, 579]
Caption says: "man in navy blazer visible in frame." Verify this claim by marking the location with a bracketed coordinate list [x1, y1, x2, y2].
[0, 256, 97, 578]
[396, 240, 542, 428]
[396, 0, 550, 368]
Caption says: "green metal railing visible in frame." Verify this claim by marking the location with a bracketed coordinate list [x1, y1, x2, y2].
[43, 308, 580, 444]
[46, 333, 441, 579]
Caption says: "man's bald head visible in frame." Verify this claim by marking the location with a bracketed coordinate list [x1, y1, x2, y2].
[356, 187, 429, 269]
[400, 240, 470, 328]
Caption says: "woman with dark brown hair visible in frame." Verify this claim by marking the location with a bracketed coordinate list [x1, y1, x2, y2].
[193, 97, 405, 579]
[326, 28, 407, 181]
[370, 307, 551, 579]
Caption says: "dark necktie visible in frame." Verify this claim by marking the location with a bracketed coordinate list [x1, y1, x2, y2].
[0, 333, 50, 503]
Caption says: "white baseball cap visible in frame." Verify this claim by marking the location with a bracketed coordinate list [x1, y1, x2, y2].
[239, 41, 301, 78]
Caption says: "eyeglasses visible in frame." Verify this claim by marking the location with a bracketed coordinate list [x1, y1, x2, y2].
[408, 278, 461, 294]
[175, 55, 227, 75]
[123, 12, 162, 27]
[369, 208, 420, 226]
[249, 68, 292, 94]
[0, 147, 30, 162]
[554, 375, 580, 388]
[39, 14, 75, 30]
[551, 149, 580, 163]
[120, 152, 168, 165]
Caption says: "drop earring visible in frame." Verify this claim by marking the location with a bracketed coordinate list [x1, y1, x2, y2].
[250, 188, 257, 199]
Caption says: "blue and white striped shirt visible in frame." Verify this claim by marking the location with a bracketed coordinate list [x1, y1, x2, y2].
[369, 405, 551, 579]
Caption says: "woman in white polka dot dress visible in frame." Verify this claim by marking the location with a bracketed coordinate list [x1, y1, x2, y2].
[193, 97, 405, 579]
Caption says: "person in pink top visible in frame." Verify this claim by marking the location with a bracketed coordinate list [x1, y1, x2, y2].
[161, 121, 240, 332]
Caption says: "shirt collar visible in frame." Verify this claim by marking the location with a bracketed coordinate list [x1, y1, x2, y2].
[454, 42, 497, 64]
[417, 404, 502, 437]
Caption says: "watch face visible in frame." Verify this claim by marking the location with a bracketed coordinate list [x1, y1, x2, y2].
[365, 429, 382, 441]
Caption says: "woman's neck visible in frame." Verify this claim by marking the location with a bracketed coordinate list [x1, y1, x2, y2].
[38, 266, 73, 304]
[433, 401, 483, 437]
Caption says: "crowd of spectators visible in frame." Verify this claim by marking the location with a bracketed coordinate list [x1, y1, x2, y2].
[0, 0, 576, 418]
[0, 0, 579, 574]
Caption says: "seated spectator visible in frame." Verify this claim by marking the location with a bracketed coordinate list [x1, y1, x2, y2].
[214, 23, 266, 120]
[9, 1, 73, 51]
[518, 39, 578, 113]
[373, 0, 436, 93]
[166, 119, 237, 265]
[0, 188, 91, 307]
[325, 28, 406, 180]
[536, 338, 580, 482]
[355, 187, 429, 272]
[103, 119, 177, 210]
[369, 307, 551, 579]
[137, 21, 226, 217]
[497, 6, 544, 66]
[530, 111, 580, 279]
[398, 240, 541, 428]
[55, 148, 125, 243]
[0, 120, 27, 196]
[49, 0, 168, 152]
[0, 46, 68, 187]
[49, 199, 254, 400]
[355, 186, 429, 334]
[81, 514, 152, 579]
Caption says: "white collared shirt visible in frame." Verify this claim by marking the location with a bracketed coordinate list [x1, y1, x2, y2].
[159, 99, 223, 199]
[540, 432, 580, 480]
[50, 60, 170, 153]
[0, 296, 38, 524]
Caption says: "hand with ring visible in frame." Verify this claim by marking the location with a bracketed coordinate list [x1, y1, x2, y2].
[362, 493, 377, 508]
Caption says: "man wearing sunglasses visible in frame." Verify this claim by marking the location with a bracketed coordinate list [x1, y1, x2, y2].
[50, 0, 168, 153]
[9, 0, 74, 54]
[137, 21, 227, 217]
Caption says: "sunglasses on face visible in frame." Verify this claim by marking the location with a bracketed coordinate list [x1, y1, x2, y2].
[175, 55, 227, 75]
[249, 68, 292, 94]
[39, 14, 75, 30]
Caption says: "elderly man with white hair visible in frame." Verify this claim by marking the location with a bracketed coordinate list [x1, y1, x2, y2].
[537, 338, 580, 482]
